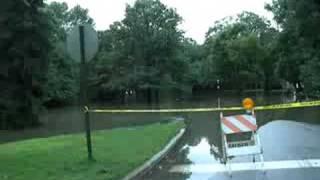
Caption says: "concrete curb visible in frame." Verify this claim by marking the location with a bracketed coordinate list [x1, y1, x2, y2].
[122, 128, 186, 180]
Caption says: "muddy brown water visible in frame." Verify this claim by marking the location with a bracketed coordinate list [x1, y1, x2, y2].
[0, 91, 319, 144]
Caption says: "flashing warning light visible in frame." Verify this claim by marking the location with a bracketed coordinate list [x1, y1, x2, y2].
[242, 98, 255, 110]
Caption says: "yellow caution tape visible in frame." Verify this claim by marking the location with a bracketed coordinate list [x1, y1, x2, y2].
[86, 100, 320, 113]
[254, 100, 320, 111]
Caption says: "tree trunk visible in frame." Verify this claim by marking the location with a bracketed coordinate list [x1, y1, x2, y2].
[147, 88, 152, 105]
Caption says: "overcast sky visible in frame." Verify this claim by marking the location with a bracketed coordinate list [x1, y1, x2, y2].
[46, 0, 273, 44]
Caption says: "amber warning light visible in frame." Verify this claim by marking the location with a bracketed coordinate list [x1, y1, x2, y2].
[242, 98, 255, 110]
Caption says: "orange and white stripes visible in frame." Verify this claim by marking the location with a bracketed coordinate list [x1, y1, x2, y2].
[221, 115, 257, 134]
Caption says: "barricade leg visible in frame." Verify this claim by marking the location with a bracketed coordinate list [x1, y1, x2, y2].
[227, 159, 232, 178]
[260, 153, 266, 175]
[255, 133, 266, 174]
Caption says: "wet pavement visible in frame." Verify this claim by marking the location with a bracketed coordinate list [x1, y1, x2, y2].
[139, 109, 320, 180]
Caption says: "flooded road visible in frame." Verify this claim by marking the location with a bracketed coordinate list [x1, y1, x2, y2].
[143, 120, 320, 180]
[1, 91, 320, 179]
[0, 91, 299, 143]
[138, 105, 320, 179]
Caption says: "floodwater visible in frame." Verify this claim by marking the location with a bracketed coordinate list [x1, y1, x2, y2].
[0, 91, 297, 143]
[0, 91, 320, 179]
[136, 92, 320, 180]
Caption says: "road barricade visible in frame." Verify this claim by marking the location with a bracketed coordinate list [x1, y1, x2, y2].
[220, 110, 265, 177]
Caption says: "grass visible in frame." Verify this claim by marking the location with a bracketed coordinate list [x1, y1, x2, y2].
[0, 122, 184, 180]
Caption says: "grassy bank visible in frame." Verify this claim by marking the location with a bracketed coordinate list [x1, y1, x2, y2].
[0, 122, 184, 180]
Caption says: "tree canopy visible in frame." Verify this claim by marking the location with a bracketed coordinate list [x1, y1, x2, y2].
[91, 0, 186, 104]
[1, 0, 320, 129]
[0, 0, 52, 128]
[266, 0, 320, 95]
[44, 2, 94, 106]
[202, 12, 278, 91]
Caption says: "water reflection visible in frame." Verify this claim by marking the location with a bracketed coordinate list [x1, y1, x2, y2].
[181, 138, 220, 164]
[140, 97, 320, 180]
[142, 119, 320, 180]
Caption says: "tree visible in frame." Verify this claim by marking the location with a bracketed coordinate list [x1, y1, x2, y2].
[44, 2, 94, 106]
[0, 0, 52, 129]
[178, 38, 203, 91]
[266, 0, 320, 96]
[203, 12, 277, 91]
[47, 2, 95, 38]
[66, 5, 95, 31]
[92, 0, 184, 104]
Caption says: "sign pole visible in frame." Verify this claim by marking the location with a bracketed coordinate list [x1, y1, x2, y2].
[67, 24, 97, 160]
[217, 79, 221, 108]
[79, 25, 93, 160]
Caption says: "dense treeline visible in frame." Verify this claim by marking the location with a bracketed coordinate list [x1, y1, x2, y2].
[91, 0, 190, 104]
[0, 0, 51, 129]
[44, 2, 94, 106]
[265, 0, 320, 96]
[201, 12, 278, 91]
[0, 0, 319, 129]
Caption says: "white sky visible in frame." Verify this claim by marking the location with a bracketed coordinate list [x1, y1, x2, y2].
[46, 0, 273, 44]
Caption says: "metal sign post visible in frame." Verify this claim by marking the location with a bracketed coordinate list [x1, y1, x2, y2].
[79, 26, 93, 161]
[67, 25, 98, 161]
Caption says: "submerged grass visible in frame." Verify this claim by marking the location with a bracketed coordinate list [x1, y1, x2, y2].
[0, 122, 184, 180]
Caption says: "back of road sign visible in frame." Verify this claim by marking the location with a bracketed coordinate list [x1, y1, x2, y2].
[66, 25, 98, 62]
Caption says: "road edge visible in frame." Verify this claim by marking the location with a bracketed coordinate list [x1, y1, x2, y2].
[122, 127, 186, 180]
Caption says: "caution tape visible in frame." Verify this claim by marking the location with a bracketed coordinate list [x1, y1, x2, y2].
[254, 100, 320, 111]
[86, 100, 320, 113]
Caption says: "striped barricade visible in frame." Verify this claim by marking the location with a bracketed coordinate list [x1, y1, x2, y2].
[220, 112, 265, 177]
[221, 114, 257, 134]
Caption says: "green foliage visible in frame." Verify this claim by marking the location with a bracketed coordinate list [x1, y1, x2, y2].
[0, 0, 52, 129]
[0, 1, 97, 128]
[44, 47, 78, 105]
[66, 5, 95, 31]
[203, 12, 277, 90]
[92, 0, 186, 102]
[178, 38, 204, 87]
[44, 1, 95, 106]
[2, 0, 320, 129]
[266, 0, 320, 96]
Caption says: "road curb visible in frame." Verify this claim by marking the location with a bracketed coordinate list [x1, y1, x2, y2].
[122, 128, 186, 180]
